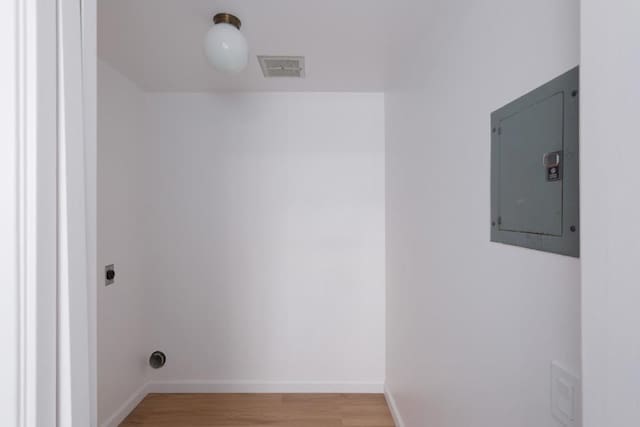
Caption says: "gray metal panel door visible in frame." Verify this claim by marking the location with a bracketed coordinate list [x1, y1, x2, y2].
[498, 92, 564, 236]
[490, 66, 579, 257]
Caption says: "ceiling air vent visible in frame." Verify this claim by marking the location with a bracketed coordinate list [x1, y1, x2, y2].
[258, 56, 305, 78]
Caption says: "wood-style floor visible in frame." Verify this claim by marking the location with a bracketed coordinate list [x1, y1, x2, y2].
[121, 393, 395, 427]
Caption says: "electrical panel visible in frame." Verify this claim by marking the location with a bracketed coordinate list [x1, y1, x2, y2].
[491, 67, 579, 257]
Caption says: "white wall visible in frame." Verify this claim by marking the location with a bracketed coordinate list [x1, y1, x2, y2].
[141, 92, 386, 390]
[384, 1, 581, 426]
[0, 0, 19, 423]
[581, 1, 640, 426]
[97, 60, 150, 425]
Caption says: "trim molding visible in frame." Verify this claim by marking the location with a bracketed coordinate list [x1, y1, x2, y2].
[384, 384, 406, 427]
[14, 0, 58, 423]
[146, 380, 385, 394]
[100, 383, 149, 427]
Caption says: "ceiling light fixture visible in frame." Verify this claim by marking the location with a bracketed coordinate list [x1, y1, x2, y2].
[204, 13, 248, 73]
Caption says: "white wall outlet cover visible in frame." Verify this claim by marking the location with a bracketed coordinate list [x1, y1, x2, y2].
[551, 361, 581, 426]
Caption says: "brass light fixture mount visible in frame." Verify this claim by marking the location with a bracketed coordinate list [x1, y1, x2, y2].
[213, 13, 242, 30]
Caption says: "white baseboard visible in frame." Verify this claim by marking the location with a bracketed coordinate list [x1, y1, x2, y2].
[146, 380, 385, 394]
[100, 383, 149, 427]
[384, 384, 406, 427]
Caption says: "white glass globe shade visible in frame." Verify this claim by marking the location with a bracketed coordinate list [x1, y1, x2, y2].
[204, 23, 248, 73]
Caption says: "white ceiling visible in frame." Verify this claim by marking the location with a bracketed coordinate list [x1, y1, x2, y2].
[98, 0, 392, 92]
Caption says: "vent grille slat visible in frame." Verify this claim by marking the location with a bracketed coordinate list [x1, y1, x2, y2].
[258, 56, 305, 78]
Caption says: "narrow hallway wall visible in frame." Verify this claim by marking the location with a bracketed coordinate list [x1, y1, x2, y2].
[384, 0, 581, 426]
[581, 0, 640, 426]
[97, 60, 150, 425]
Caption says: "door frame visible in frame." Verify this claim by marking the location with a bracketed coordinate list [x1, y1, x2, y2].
[56, 0, 98, 422]
[1, 0, 97, 425]
[1, 0, 58, 424]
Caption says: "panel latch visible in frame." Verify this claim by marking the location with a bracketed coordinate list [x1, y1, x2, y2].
[543, 151, 562, 182]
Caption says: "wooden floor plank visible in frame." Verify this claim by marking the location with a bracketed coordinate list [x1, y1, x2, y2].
[120, 393, 395, 427]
